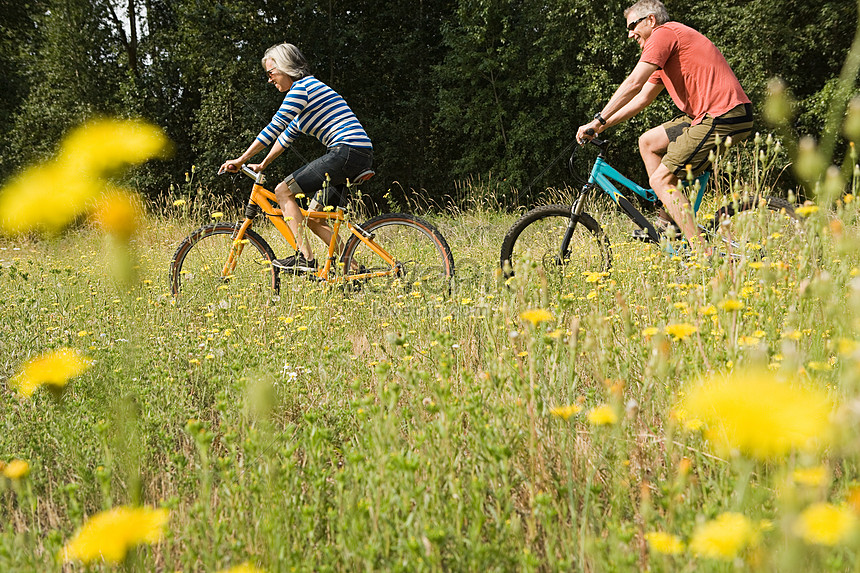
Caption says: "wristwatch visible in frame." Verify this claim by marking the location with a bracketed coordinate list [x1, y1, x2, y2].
[593, 112, 607, 125]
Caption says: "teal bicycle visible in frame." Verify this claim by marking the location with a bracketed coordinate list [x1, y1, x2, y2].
[500, 135, 801, 280]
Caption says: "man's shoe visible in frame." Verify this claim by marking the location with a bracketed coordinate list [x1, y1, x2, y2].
[272, 252, 317, 273]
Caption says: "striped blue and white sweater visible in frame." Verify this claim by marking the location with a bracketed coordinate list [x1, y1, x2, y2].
[256, 76, 372, 150]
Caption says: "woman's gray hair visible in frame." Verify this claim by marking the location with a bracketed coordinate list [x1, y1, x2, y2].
[262, 43, 310, 80]
[624, 0, 670, 25]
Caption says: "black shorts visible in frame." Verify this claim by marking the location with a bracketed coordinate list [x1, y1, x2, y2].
[289, 145, 374, 207]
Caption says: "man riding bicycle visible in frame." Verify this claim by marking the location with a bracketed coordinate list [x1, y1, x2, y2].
[576, 0, 753, 255]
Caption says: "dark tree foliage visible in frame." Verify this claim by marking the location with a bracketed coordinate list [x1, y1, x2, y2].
[0, 0, 856, 208]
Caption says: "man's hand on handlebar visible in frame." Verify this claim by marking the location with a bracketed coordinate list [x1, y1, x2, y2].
[576, 120, 603, 145]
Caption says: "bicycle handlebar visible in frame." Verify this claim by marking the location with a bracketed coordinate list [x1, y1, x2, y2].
[218, 163, 266, 185]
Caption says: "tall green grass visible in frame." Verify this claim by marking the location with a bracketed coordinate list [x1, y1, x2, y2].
[2, 135, 860, 572]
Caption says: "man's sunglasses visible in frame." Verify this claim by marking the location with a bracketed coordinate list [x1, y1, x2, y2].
[627, 15, 648, 32]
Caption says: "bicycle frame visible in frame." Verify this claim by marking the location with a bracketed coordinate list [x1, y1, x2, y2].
[225, 165, 398, 283]
[573, 139, 710, 243]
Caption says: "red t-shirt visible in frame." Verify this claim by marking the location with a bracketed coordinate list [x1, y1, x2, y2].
[641, 22, 750, 124]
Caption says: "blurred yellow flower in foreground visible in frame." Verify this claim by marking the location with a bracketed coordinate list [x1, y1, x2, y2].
[682, 369, 832, 459]
[550, 404, 582, 420]
[0, 118, 169, 235]
[2, 459, 30, 480]
[792, 466, 830, 488]
[587, 404, 617, 426]
[519, 308, 553, 326]
[89, 189, 145, 240]
[0, 164, 101, 234]
[644, 531, 684, 555]
[689, 512, 757, 560]
[217, 563, 268, 573]
[793, 503, 858, 546]
[10, 348, 91, 398]
[665, 322, 697, 340]
[60, 506, 169, 564]
[59, 119, 170, 175]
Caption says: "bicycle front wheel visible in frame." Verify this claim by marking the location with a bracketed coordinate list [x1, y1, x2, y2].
[709, 195, 806, 262]
[170, 222, 279, 307]
[341, 213, 454, 295]
[500, 205, 612, 282]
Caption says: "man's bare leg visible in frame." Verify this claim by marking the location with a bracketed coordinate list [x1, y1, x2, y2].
[650, 164, 710, 254]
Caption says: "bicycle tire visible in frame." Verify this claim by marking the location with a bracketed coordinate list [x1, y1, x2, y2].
[340, 213, 455, 295]
[170, 222, 279, 306]
[708, 195, 806, 262]
[500, 205, 612, 281]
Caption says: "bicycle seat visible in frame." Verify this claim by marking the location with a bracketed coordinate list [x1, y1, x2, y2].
[351, 169, 375, 185]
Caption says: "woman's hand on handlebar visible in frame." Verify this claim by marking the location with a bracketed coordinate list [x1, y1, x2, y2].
[246, 163, 264, 173]
[219, 158, 243, 175]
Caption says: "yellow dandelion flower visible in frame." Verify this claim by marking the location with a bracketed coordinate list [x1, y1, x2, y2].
[837, 338, 858, 356]
[738, 336, 761, 347]
[719, 299, 745, 312]
[793, 503, 858, 546]
[172, 199, 186, 207]
[641, 326, 659, 337]
[60, 506, 170, 564]
[671, 408, 704, 431]
[217, 563, 268, 573]
[795, 205, 819, 217]
[689, 512, 757, 560]
[59, 118, 171, 175]
[792, 466, 830, 488]
[682, 369, 833, 459]
[587, 404, 618, 426]
[644, 531, 684, 555]
[10, 348, 91, 398]
[0, 163, 101, 235]
[211, 212, 224, 220]
[519, 308, 553, 326]
[89, 190, 144, 240]
[665, 322, 697, 340]
[3, 459, 30, 480]
[700, 305, 717, 316]
[550, 404, 582, 420]
[0, 119, 169, 236]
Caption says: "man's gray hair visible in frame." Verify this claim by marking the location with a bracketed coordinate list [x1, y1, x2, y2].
[624, 0, 670, 25]
[262, 43, 310, 80]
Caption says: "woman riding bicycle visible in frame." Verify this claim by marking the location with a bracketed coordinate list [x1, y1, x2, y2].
[220, 42, 373, 272]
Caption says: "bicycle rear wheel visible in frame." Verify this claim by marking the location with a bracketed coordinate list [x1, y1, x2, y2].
[709, 195, 805, 262]
[500, 205, 611, 282]
[340, 213, 454, 295]
[170, 222, 279, 308]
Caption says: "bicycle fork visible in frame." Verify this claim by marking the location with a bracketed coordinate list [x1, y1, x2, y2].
[222, 201, 262, 280]
[557, 187, 593, 264]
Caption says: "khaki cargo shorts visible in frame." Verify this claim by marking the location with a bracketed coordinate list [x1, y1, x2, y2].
[661, 103, 753, 177]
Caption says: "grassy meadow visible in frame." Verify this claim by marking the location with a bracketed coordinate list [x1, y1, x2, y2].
[3, 125, 860, 572]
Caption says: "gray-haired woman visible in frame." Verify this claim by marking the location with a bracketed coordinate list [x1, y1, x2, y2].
[221, 42, 373, 272]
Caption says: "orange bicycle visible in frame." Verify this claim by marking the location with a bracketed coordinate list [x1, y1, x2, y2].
[169, 165, 454, 304]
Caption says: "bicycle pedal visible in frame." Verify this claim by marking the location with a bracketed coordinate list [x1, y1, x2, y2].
[631, 229, 651, 241]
